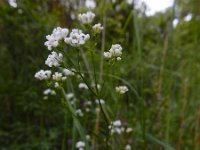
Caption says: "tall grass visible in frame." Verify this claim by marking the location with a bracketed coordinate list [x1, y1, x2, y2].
[1, 0, 200, 149]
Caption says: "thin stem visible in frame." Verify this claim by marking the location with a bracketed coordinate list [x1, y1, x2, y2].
[100, 0, 107, 83]
[77, 50, 110, 125]
[61, 88, 90, 150]
[91, 51, 99, 95]
[132, 1, 146, 147]
[80, 47, 93, 81]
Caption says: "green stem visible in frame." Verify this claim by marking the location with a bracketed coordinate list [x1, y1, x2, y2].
[72, 119, 76, 150]
[100, 0, 106, 83]
[61, 88, 89, 150]
[77, 50, 110, 125]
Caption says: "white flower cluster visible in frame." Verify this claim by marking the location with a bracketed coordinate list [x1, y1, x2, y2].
[78, 11, 95, 24]
[76, 141, 85, 150]
[63, 68, 75, 76]
[116, 85, 129, 94]
[65, 93, 77, 105]
[54, 82, 59, 88]
[76, 109, 84, 117]
[85, 0, 96, 9]
[78, 83, 88, 90]
[104, 44, 123, 61]
[52, 72, 66, 81]
[45, 27, 69, 50]
[43, 89, 56, 95]
[108, 119, 133, 135]
[43, 88, 56, 100]
[109, 120, 125, 134]
[125, 144, 132, 150]
[45, 51, 63, 67]
[126, 127, 133, 133]
[64, 29, 90, 47]
[92, 23, 103, 34]
[66, 93, 74, 99]
[86, 134, 90, 140]
[34, 70, 51, 80]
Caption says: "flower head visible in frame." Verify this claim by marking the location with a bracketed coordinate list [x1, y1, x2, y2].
[35, 70, 52, 80]
[104, 44, 123, 60]
[109, 44, 123, 57]
[78, 83, 88, 90]
[43, 89, 56, 95]
[64, 29, 90, 47]
[78, 11, 95, 24]
[63, 68, 75, 76]
[113, 120, 122, 126]
[126, 127, 133, 133]
[45, 51, 63, 67]
[76, 141, 85, 150]
[92, 23, 103, 34]
[116, 85, 128, 94]
[125, 144, 131, 150]
[52, 72, 66, 81]
[54, 82, 59, 88]
[44, 27, 69, 50]
[76, 109, 84, 117]
[104, 52, 112, 59]
[66, 93, 75, 99]
[109, 120, 124, 135]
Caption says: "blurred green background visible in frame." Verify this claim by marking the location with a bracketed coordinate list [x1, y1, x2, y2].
[0, 0, 200, 149]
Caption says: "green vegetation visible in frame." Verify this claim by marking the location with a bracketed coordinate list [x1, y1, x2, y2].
[0, 0, 200, 149]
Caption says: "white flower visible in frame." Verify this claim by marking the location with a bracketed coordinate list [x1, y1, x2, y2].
[78, 83, 88, 90]
[76, 141, 85, 150]
[43, 89, 56, 95]
[125, 144, 131, 150]
[52, 72, 66, 81]
[109, 120, 124, 135]
[113, 120, 122, 127]
[112, 44, 122, 55]
[95, 99, 105, 105]
[86, 135, 90, 140]
[109, 44, 122, 57]
[63, 68, 75, 76]
[116, 86, 128, 94]
[126, 127, 133, 133]
[45, 51, 63, 67]
[44, 27, 69, 50]
[65, 29, 90, 47]
[114, 128, 123, 134]
[66, 93, 74, 99]
[117, 57, 122, 61]
[104, 44, 123, 60]
[85, 0, 96, 9]
[76, 109, 84, 117]
[78, 11, 95, 24]
[92, 23, 103, 34]
[35, 70, 52, 80]
[54, 82, 59, 88]
[104, 52, 112, 59]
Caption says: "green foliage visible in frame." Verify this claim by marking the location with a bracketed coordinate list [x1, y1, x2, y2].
[0, 0, 200, 149]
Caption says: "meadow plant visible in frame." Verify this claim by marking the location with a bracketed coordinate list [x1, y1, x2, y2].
[35, 11, 131, 149]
